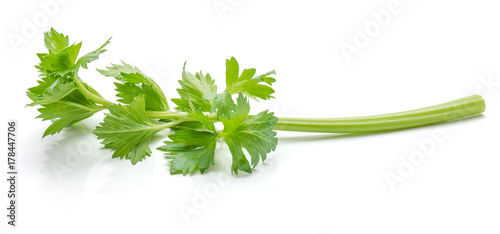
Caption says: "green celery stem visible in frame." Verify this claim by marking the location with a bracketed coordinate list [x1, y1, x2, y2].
[273, 95, 485, 133]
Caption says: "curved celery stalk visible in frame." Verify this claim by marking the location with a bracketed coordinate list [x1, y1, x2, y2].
[30, 28, 488, 175]
[273, 95, 485, 133]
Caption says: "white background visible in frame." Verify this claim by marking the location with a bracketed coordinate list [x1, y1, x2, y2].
[1, 0, 500, 233]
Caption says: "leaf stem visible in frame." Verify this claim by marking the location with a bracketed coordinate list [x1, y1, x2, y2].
[72, 76, 216, 122]
[156, 119, 187, 130]
[73, 76, 486, 134]
[74, 76, 114, 107]
[146, 110, 218, 121]
[272, 95, 485, 133]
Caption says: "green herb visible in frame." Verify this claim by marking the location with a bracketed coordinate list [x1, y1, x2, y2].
[27, 28, 111, 137]
[27, 28, 486, 175]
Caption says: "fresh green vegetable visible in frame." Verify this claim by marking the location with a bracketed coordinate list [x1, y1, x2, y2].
[27, 28, 486, 175]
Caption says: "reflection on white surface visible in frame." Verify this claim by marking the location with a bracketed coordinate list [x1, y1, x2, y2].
[34, 121, 283, 225]
[39, 123, 159, 199]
